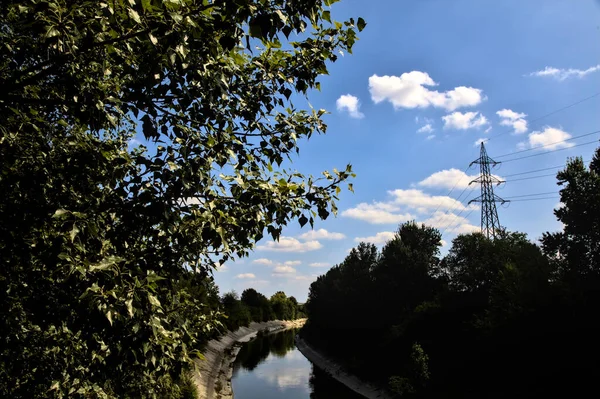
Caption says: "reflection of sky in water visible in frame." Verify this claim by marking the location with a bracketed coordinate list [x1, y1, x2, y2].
[233, 348, 312, 398]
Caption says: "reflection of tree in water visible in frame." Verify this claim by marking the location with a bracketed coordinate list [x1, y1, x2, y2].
[309, 365, 366, 399]
[234, 329, 298, 371]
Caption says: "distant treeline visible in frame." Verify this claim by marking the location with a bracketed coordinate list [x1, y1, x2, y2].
[221, 288, 305, 331]
[302, 150, 600, 397]
[185, 276, 305, 334]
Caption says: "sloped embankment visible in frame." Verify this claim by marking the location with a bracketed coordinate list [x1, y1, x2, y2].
[295, 336, 393, 399]
[191, 319, 306, 399]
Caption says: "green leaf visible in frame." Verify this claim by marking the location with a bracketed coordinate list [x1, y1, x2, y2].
[53, 209, 70, 219]
[126, 299, 134, 317]
[70, 224, 80, 243]
[357, 17, 367, 32]
[299, 215, 308, 227]
[148, 294, 161, 308]
[128, 8, 141, 24]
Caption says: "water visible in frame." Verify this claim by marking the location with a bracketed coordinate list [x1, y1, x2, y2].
[232, 329, 366, 399]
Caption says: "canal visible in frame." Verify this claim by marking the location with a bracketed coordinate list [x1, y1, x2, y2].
[231, 329, 366, 398]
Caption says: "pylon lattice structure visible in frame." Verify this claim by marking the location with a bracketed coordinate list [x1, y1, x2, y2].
[468, 142, 508, 239]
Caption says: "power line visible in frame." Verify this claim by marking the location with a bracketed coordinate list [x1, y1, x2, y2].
[509, 197, 559, 202]
[485, 91, 600, 142]
[494, 130, 600, 159]
[501, 139, 599, 163]
[501, 160, 590, 178]
[426, 166, 472, 221]
[504, 191, 558, 199]
[436, 186, 478, 235]
[502, 164, 566, 178]
[505, 173, 558, 182]
[440, 208, 476, 238]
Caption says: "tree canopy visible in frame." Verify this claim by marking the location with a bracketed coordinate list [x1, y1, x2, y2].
[0, 0, 363, 397]
[304, 151, 600, 397]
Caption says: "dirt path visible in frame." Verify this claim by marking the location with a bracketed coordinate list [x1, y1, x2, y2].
[191, 319, 306, 399]
[295, 336, 394, 399]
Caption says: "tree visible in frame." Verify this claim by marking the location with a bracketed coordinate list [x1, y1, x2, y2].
[270, 291, 294, 320]
[0, 0, 364, 396]
[542, 150, 600, 286]
[221, 291, 251, 331]
[241, 288, 272, 322]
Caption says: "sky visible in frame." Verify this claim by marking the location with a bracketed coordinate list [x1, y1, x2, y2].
[206, 0, 600, 301]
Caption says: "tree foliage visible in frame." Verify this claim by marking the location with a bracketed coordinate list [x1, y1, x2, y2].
[0, 0, 364, 396]
[542, 150, 600, 286]
[304, 159, 600, 399]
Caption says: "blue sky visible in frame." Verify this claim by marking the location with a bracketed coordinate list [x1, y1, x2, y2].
[209, 0, 600, 301]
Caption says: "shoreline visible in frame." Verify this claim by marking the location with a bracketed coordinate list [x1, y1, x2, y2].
[295, 336, 394, 399]
[191, 319, 306, 399]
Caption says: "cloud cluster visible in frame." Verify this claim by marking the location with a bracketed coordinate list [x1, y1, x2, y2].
[341, 202, 414, 224]
[342, 166, 487, 236]
[354, 231, 395, 244]
[309, 262, 330, 268]
[442, 111, 488, 130]
[256, 236, 322, 252]
[298, 228, 346, 241]
[336, 94, 364, 119]
[236, 273, 256, 279]
[529, 64, 600, 81]
[417, 124, 434, 134]
[519, 127, 574, 151]
[497, 109, 528, 134]
[369, 71, 485, 111]
[342, 188, 477, 226]
[252, 258, 273, 265]
[273, 265, 296, 275]
[421, 211, 479, 235]
[418, 168, 478, 189]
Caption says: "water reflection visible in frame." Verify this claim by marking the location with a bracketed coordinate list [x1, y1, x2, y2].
[232, 329, 365, 399]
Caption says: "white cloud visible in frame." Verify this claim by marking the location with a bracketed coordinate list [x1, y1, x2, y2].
[273, 265, 296, 274]
[283, 260, 301, 266]
[252, 258, 274, 265]
[440, 239, 448, 247]
[389, 189, 472, 212]
[369, 72, 484, 111]
[418, 168, 477, 189]
[293, 275, 317, 281]
[298, 229, 346, 241]
[354, 231, 395, 244]
[341, 202, 414, 224]
[236, 273, 256, 279]
[442, 111, 488, 130]
[474, 138, 486, 147]
[529, 64, 600, 81]
[426, 134, 435, 140]
[422, 211, 479, 235]
[257, 237, 323, 252]
[417, 124, 434, 134]
[342, 188, 480, 225]
[336, 94, 365, 119]
[309, 262, 330, 268]
[526, 127, 574, 150]
[484, 126, 492, 134]
[216, 264, 229, 272]
[497, 109, 528, 134]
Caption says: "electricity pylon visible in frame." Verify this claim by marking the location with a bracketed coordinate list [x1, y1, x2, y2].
[468, 142, 508, 239]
